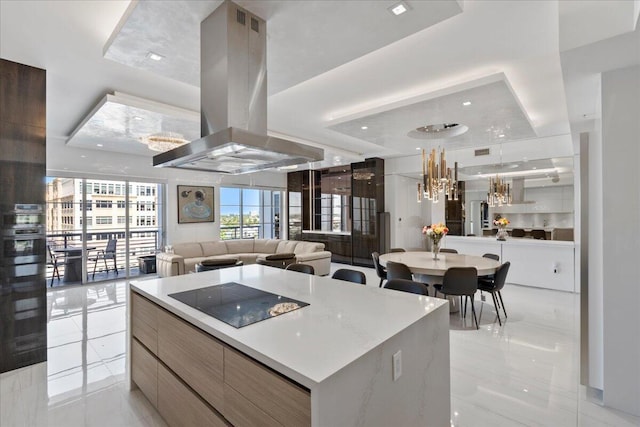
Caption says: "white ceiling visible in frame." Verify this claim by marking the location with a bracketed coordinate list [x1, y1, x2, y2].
[1, 0, 638, 179]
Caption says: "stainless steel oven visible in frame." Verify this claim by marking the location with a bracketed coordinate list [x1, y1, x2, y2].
[1, 204, 45, 268]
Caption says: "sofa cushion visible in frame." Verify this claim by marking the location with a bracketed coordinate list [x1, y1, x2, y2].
[294, 241, 324, 254]
[225, 239, 255, 254]
[172, 243, 204, 258]
[253, 239, 280, 254]
[265, 252, 296, 261]
[276, 240, 298, 254]
[201, 241, 228, 257]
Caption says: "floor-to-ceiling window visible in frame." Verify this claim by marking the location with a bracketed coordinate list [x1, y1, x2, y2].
[45, 177, 164, 285]
[219, 187, 282, 240]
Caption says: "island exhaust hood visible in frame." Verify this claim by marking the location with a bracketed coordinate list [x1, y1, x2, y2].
[153, 1, 323, 174]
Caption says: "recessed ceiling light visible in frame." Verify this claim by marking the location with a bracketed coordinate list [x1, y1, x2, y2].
[532, 167, 537, 170]
[361, 126, 368, 130]
[133, 116, 143, 121]
[498, 134, 505, 138]
[147, 51, 164, 61]
[80, 155, 86, 158]
[96, 144, 103, 147]
[462, 101, 472, 106]
[388, 1, 410, 16]
[416, 147, 421, 150]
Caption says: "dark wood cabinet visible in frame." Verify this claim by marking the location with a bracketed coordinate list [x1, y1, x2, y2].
[445, 181, 465, 236]
[288, 158, 386, 268]
[0, 59, 47, 373]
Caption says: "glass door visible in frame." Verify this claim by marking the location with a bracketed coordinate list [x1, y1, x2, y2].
[45, 177, 164, 286]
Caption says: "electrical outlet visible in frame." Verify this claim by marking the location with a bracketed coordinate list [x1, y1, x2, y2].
[393, 350, 402, 381]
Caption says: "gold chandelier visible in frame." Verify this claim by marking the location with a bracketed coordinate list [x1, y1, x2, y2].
[487, 174, 512, 207]
[417, 148, 458, 203]
[139, 132, 188, 152]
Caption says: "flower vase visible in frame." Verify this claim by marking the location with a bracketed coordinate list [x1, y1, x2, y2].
[432, 240, 441, 260]
[496, 227, 508, 241]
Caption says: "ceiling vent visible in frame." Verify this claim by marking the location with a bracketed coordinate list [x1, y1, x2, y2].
[475, 148, 490, 156]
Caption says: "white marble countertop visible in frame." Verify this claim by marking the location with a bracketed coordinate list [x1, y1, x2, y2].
[446, 235, 575, 247]
[131, 264, 447, 389]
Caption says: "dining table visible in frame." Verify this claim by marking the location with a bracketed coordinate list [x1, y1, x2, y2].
[379, 251, 500, 313]
[54, 246, 96, 282]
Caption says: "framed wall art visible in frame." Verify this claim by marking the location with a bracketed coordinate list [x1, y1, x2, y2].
[177, 185, 215, 223]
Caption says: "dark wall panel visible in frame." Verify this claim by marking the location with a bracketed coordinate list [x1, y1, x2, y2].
[0, 58, 47, 373]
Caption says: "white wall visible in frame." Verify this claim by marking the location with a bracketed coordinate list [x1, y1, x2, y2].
[384, 174, 429, 250]
[600, 65, 640, 416]
[46, 135, 286, 245]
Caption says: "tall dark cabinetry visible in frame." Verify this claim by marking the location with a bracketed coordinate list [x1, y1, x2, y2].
[351, 158, 386, 266]
[288, 158, 387, 267]
[0, 59, 47, 373]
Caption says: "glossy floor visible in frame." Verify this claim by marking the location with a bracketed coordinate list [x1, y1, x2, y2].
[1, 265, 638, 427]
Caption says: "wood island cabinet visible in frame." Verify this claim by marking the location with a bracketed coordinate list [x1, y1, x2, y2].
[130, 292, 311, 427]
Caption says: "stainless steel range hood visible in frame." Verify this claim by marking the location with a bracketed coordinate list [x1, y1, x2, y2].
[510, 177, 535, 204]
[153, 0, 323, 174]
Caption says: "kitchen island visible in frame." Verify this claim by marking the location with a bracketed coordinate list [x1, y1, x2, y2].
[130, 264, 450, 426]
[442, 235, 576, 292]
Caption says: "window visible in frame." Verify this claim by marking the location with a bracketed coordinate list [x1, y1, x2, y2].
[96, 216, 112, 225]
[220, 187, 282, 240]
[96, 200, 112, 208]
[117, 201, 125, 209]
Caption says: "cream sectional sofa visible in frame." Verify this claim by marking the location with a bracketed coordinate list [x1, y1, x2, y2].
[156, 239, 332, 277]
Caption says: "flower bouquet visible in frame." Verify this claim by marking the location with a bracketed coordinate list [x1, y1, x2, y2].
[493, 217, 510, 241]
[422, 222, 449, 259]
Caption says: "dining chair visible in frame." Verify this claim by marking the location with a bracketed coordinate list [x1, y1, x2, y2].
[439, 248, 458, 254]
[482, 253, 500, 261]
[371, 252, 387, 287]
[389, 248, 406, 253]
[90, 239, 118, 279]
[285, 263, 315, 275]
[433, 267, 479, 329]
[478, 262, 511, 326]
[332, 269, 366, 285]
[531, 229, 546, 240]
[511, 228, 525, 237]
[47, 245, 61, 287]
[384, 279, 429, 296]
[385, 261, 413, 281]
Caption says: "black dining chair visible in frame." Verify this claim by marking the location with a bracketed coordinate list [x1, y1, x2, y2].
[478, 262, 511, 326]
[389, 248, 406, 253]
[384, 279, 429, 296]
[372, 252, 387, 287]
[531, 229, 546, 240]
[511, 228, 525, 237]
[332, 269, 366, 285]
[47, 245, 61, 287]
[439, 248, 458, 254]
[90, 239, 118, 279]
[482, 253, 500, 261]
[285, 263, 315, 275]
[433, 267, 479, 329]
[386, 261, 413, 281]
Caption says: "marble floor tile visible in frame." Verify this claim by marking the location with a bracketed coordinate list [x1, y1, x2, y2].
[1, 265, 639, 426]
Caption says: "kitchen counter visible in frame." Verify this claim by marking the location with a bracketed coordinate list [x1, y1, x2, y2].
[130, 264, 450, 426]
[443, 236, 576, 292]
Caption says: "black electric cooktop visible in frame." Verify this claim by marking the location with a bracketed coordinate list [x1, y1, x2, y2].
[168, 282, 309, 329]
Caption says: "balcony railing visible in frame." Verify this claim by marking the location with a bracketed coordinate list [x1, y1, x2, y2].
[46, 228, 160, 284]
[220, 225, 261, 240]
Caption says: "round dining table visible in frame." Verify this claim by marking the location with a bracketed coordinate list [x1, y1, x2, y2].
[379, 251, 500, 312]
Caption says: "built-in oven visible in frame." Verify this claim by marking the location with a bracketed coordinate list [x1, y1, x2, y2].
[1, 204, 45, 268]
